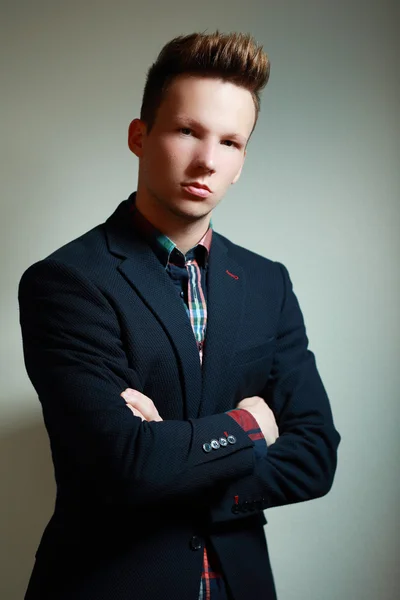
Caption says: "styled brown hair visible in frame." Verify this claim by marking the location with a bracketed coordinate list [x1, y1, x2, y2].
[140, 31, 270, 134]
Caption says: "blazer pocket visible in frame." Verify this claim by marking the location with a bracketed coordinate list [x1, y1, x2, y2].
[235, 337, 275, 365]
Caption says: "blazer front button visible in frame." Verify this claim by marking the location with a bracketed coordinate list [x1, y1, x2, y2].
[190, 536, 202, 551]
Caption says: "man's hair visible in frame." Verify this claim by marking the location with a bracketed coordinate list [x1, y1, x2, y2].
[140, 31, 270, 134]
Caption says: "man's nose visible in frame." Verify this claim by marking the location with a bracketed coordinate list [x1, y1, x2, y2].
[193, 142, 216, 174]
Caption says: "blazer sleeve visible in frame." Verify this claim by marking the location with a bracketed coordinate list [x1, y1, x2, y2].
[18, 259, 255, 508]
[209, 262, 341, 523]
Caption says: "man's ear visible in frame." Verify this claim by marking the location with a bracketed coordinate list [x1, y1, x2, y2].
[128, 119, 147, 157]
[231, 149, 247, 185]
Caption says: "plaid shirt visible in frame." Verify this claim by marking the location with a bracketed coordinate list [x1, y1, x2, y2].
[130, 199, 267, 600]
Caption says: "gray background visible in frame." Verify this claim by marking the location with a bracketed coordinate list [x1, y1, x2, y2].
[1, 0, 399, 598]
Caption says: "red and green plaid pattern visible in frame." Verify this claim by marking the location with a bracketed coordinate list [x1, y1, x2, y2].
[185, 253, 209, 364]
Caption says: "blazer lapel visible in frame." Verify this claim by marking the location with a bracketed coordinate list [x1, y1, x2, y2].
[198, 233, 245, 418]
[104, 198, 202, 418]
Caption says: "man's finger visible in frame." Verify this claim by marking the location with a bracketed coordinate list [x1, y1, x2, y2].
[125, 403, 145, 420]
[121, 389, 163, 422]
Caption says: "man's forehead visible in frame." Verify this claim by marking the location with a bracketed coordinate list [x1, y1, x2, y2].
[158, 79, 255, 137]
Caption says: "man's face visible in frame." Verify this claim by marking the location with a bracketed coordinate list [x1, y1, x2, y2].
[130, 74, 256, 223]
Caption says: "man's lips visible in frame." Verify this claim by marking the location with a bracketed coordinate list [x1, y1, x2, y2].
[181, 182, 212, 198]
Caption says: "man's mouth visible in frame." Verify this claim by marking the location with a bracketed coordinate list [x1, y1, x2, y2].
[181, 182, 212, 198]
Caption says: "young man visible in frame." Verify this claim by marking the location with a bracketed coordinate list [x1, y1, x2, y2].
[19, 32, 340, 600]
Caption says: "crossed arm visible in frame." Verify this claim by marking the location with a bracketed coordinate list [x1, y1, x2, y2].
[122, 388, 280, 447]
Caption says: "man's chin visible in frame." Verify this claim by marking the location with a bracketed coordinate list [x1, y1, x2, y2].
[169, 200, 212, 222]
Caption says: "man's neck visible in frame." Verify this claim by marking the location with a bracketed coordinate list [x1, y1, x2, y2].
[134, 191, 211, 255]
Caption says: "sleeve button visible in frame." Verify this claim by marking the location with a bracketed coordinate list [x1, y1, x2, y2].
[202, 442, 212, 453]
[227, 435, 237, 444]
[219, 437, 228, 446]
[190, 536, 202, 551]
[210, 439, 220, 450]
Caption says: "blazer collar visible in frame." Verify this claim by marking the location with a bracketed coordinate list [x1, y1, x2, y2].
[104, 194, 245, 418]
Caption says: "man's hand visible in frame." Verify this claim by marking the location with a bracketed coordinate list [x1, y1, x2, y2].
[237, 396, 279, 446]
[121, 389, 163, 422]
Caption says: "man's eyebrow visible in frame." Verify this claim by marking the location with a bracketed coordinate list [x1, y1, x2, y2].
[174, 116, 247, 144]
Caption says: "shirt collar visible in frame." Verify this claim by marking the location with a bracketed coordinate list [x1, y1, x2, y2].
[129, 193, 213, 269]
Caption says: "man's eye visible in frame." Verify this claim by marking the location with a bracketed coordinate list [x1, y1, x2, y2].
[222, 140, 237, 148]
[180, 128, 192, 135]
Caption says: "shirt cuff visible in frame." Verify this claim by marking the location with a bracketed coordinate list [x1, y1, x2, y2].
[226, 408, 268, 460]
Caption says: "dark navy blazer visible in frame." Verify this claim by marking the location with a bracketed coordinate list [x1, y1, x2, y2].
[18, 193, 340, 599]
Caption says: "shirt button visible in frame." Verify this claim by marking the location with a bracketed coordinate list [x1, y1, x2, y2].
[227, 435, 237, 445]
[180, 291, 185, 298]
[210, 439, 220, 450]
[190, 536, 202, 551]
[202, 442, 212, 453]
